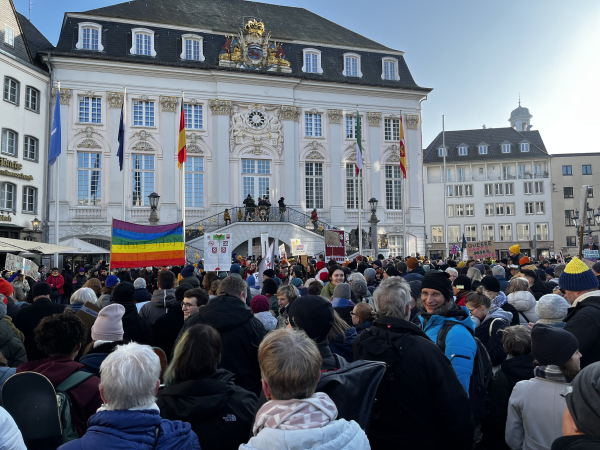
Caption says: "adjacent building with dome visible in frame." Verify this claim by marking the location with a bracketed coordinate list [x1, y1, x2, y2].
[423, 103, 555, 260]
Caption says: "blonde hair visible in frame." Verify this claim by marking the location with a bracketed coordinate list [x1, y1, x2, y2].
[467, 267, 483, 282]
[258, 328, 322, 400]
[505, 277, 530, 296]
[354, 302, 377, 323]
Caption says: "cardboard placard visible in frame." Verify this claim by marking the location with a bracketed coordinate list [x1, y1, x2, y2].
[204, 233, 232, 271]
[325, 230, 346, 263]
[299, 255, 310, 266]
[466, 240, 496, 260]
[278, 244, 287, 261]
[76, 301, 101, 330]
[4, 253, 39, 278]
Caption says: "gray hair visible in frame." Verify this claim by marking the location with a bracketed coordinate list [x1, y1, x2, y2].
[133, 278, 146, 289]
[348, 273, 365, 283]
[373, 277, 411, 319]
[99, 342, 160, 410]
[554, 264, 566, 278]
[71, 287, 97, 305]
[445, 268, 458, 277]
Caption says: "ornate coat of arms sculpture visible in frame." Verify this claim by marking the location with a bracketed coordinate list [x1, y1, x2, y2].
[219, 19, 292, 72]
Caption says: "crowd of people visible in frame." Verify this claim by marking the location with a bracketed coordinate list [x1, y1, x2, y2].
[0, 245, 599, 449]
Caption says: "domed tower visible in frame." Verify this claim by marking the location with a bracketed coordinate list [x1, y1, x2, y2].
[509, 100, 533, 131]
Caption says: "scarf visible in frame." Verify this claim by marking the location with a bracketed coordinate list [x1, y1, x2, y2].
[324, 281, 336, 298]
[534, 365, 568, 384]
[492, 291, 508, 308]
[253, 392, 337, 435]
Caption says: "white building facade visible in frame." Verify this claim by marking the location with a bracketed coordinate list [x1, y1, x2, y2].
[45, 0, 431, 257]
[423, 105, 555, 259]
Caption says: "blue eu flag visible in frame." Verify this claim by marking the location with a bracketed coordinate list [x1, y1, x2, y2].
[48, 89, 61, 166]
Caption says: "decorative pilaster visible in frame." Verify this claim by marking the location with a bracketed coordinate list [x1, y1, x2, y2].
[209, 99, 232, 115]
[159, 96, 178, 112]
[281, 105, 300, 121]
[367, 112, 382, 126]
[107, 92, 124, 108]
[406, 114, 420, 129]
[52, 88, 71, 105]
[327, 109, 342, 124]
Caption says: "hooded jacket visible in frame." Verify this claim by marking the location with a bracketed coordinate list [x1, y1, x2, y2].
[113, 300, 153, 346]
[475, 307, 513, 366]
[408, 266, 426, 276]
[530, 277, 551, 301]
[79, 341, 124, 376]
[354, 316, 474, 449]
[419, 305, 477, 394]
[564, 293, 600, 369]
[177, 295, 268, 395]
[17, 356, 102, 437]
[73, 274, 87, 291]
[139, 289, 177, 325]
[58, 408, 200, 450]
[0, 302, 26, 367]
[152, 301, 184, 360]
[328, 326, 357, 363]
[46, 274, 65, 295]
[157, 369, 257, 450]
[13, 298, 65, 361]
[507, 291, 540, 325]
[494, 274, 509, 293]
[133, 287, 152, 304]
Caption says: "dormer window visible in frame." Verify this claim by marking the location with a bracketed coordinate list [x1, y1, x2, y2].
[302, 49, 323, 74]
[381, 57, 400, 81]
[342, 53, 362, 78]
[520, 142, 530, 152]
[76, 23, 104, 51]
[131, 28, 156, 57]
[478, 145, 488, 155]
[180, 34, 205, 61]
[502, 143, 511, 153]
[458, 146, 467, 156]
[438, 147, 447, 157]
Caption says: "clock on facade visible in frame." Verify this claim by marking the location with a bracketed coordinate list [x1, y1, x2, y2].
[247, 110, 266, 129]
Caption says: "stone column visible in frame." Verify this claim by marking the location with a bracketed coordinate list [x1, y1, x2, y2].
[159, 95, 178, 223]
[282, 105, 300, 209]
[328, 109, 344, 224]
[209, 99, 232, 213]
[368, 112, 383, 220]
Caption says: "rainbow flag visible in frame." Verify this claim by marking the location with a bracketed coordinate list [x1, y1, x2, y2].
[110, 219, 185, 268]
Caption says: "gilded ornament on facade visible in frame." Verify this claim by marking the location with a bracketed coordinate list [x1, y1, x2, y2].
[186, 133, 205, 154]
[77, 139, 101, 149]
[107, 92, 124, 108]
[52, 88, 72, 105]
[327, 109, 342, 124]
[406, 115, 420, 129]
[281, 105, 300, 121]
[209, 99, 232, 115]
[159, 96, 178, 112]
[367, 112, 382, 126]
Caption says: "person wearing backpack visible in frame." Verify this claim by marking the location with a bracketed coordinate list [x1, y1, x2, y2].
[16, 313, 102, 439]
[354, 277, 474, 450]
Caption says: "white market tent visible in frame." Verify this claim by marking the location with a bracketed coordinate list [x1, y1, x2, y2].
[0, 238, 77, 254]
[58, 237, 109, 254]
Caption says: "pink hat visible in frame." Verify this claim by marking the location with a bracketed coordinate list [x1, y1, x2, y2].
[250, 295, 270, 314]
[92, 303, 125, 341]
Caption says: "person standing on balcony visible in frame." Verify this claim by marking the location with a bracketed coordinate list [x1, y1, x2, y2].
[223, 209, 231, 226]
[278, 197, 286, 222]
[243, 194, 255, 221]
[311, 208, 319, 231]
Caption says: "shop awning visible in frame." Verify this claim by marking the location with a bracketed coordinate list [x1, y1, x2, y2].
[0, 238, 77, 254]
[59, 237, 109, 254]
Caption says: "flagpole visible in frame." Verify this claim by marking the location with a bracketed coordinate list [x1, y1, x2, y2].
[357, 106, 363, 258]
[54, 81, 60, 267]
[122, 87, 126, 221]
[401, 110, 407, 258]
[442, 115, 449, 259]
[181, 91, 186, 232]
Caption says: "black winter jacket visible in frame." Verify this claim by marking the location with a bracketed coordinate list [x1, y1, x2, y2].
[111, 300, 152, 346]
[551, 435, 600, 450]
[354, 316, 474, 450]
[0, 304, 26, 367]
[178, 295, 267, 395]
[157, 369, 257, 450]
[564, 295, 600, 369]
[531, 277, 550, 300]
[133, 287, 152, 304]
[13, 298, 65, 361]
[474, 308, 512, 366]
[152, 302, 184, 360]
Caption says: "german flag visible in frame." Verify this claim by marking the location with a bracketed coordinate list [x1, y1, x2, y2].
[178, 98, 187, 169]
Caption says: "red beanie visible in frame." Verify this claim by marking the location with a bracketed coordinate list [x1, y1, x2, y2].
[316, 261, 326, 271]
[250, 295, 270, 314]
[319, 272, 329, 282]
[0, 279, 13, 302]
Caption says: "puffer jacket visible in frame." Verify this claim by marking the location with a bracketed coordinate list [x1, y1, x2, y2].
[239, 418, 370, 450]
[507, 291, 540, 324]
[139, 289, 177, 325]
[419, 305, 477, 394]
[475, 307, 512, 366]
[58, 407, 201, 450]
[0, 406, 25, 449]
[0, 302, 26, 367]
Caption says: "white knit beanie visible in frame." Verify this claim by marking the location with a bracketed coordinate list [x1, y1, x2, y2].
[535, 294, 570, 324]
[91, 303, 125, 341]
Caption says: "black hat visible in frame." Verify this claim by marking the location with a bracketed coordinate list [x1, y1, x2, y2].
[480, 275, 501, 293]
[593, 262, 600, 274]
[408, 280, 422, 302]
[175, 283, 194, 303]
[565, 362, 600, 436]
[263, 278, 278, 295]
[288, 295, 334, 342]
[31, 282, 52, 298]
[453, 275, 472, 291]
[447, 260, 457, 268]
[112, 282, 135, 304]
[531, 323, 579, 366]
[385, 267, 400, 277]
[263, 269, 275, 278]
[421, 271, 453, 302]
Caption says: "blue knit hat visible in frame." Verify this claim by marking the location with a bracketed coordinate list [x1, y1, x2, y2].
[558, 257, 599, 292]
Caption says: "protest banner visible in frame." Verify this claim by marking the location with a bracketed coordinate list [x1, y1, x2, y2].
[583, 249, 600, 260]
[278, 244, 287, 261]
[324, 230, 346, 263]
[290, 239, 306, 256]
[204, 233, 232, 271]
[466, 240, 496, 260]
[4, 253, 39, 278]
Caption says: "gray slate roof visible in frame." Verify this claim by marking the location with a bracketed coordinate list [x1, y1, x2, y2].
[16, 12, 53, 69]
[423, 127, 549, 164]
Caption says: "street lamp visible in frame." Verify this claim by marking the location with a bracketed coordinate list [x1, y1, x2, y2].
[148, 192, 160, 225]
[31, 217, 40, 232]
[368, 198, 379, 258]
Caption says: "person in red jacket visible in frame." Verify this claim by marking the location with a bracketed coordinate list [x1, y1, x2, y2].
[46, 267, 65, 304]
[17, 313, 102, 438]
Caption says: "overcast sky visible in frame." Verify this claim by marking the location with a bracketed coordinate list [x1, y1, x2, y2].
[16, 0, 600, 154]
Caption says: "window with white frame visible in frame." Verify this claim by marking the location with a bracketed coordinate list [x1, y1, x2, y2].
[449, 225, 460, 243]
[22, 186, 37, 213]
[181, 35, 205, 61]
[76, 23, 103, 51]
[1, 129, 17, 156]
[517, 223, 530, 241]
[505, 183, 514, 195]
[502, 143, 511, 153]
[465, 225, 477, 241]
[483, 225, 494, 241]
[77, 152, 101, 206]
[503, 166, 511, 179]
[4, 77, 19, 104]
[456, 205, 464, 217]
[431, 226, 443, 243]
[589, 187, 594, 198]
[534, 164, 542, 176]
[306, 162, 324, 210]
[446, 185, 453, 197]
[496, 203, 505, 215]
[133, 100, 155, 127]
[0, 182, 15, 210]
[342, 53, 362, 77]
[499, 224, 512, 241]
[302, 49, 322, 74]
[305, 112, 322, 137]
[485, 203, 494, 216]
[385, 165, 402, 210]
[455, 185, 463, 197]
[535, 181, 544, 194]
[438, 147, 447, 157]
[345, 115, 361, 139]
[184, 103, 203, 129]
[4, 26, 14, 46]
[132, 154, 154, 206]
[25, 87, 39, 112]
[465, 185, 473, 196]
[478, 145, 488, 154]
[346, 164, 363, 209]
[536, 223, 549, 240]
[525, 202, 533, 214]
[78, 95, 102, 123]
[520, 142, 530, 152]
[457, 168, 466, 182]
[524, 181, 533, 194]
[242, 159, 271, 200]
[484, 184, 493, 196]
[384, 118, 399, 141]
[506, 203, 515, 215]
[388, 235, 403, 255]
[518, 164, 527, 178]
[184, 156, 204, 207]
[466, 204, 474, 217]
[447, 205, 454, 217]
[495, 183, 503, 195]
[458, 146, 467, 156]
[381, 58, 399, 80]
[536, 201, 545, 214]
[131, 28, 156, 56]
[23, 136, 38, 161]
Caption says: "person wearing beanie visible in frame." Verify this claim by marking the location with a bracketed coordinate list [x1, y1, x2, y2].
[179, 265, 200, 288]
[13, 282, 65, 361]
[509, 245, 522, 266]
[473, 264, 485, 276]
[478, 275, 521, 326]
[506, 325, 582, 450]
[250, 295, 277, 331]
[132, 277, 152, 311]
[406, 257, 425, 276]
[384, 266, 400, 279]
[320, 266, 358, 304]
[363, 267, 378, 289]
[536, 294, 569, 328]
[229, 263, 241, 275]
[519, 268, 551, 301]
[559, 257, 600, 369]
[492, 265, 509, 292]
[331, 283, 355, 327]
[73, 267, 88, 291]
[418, 271, 477, 394]
[139, 269, 177, 325]
[152, 283, 195, 359]
[110, 281, 152, 346]
[407, 280, 423, 323]
[79, 303, 126, 376]
[593, 261, 600, 280]
[552, 362, 600, 448]
[452, 275, 472, 307]
[519, 256, 531, 267]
